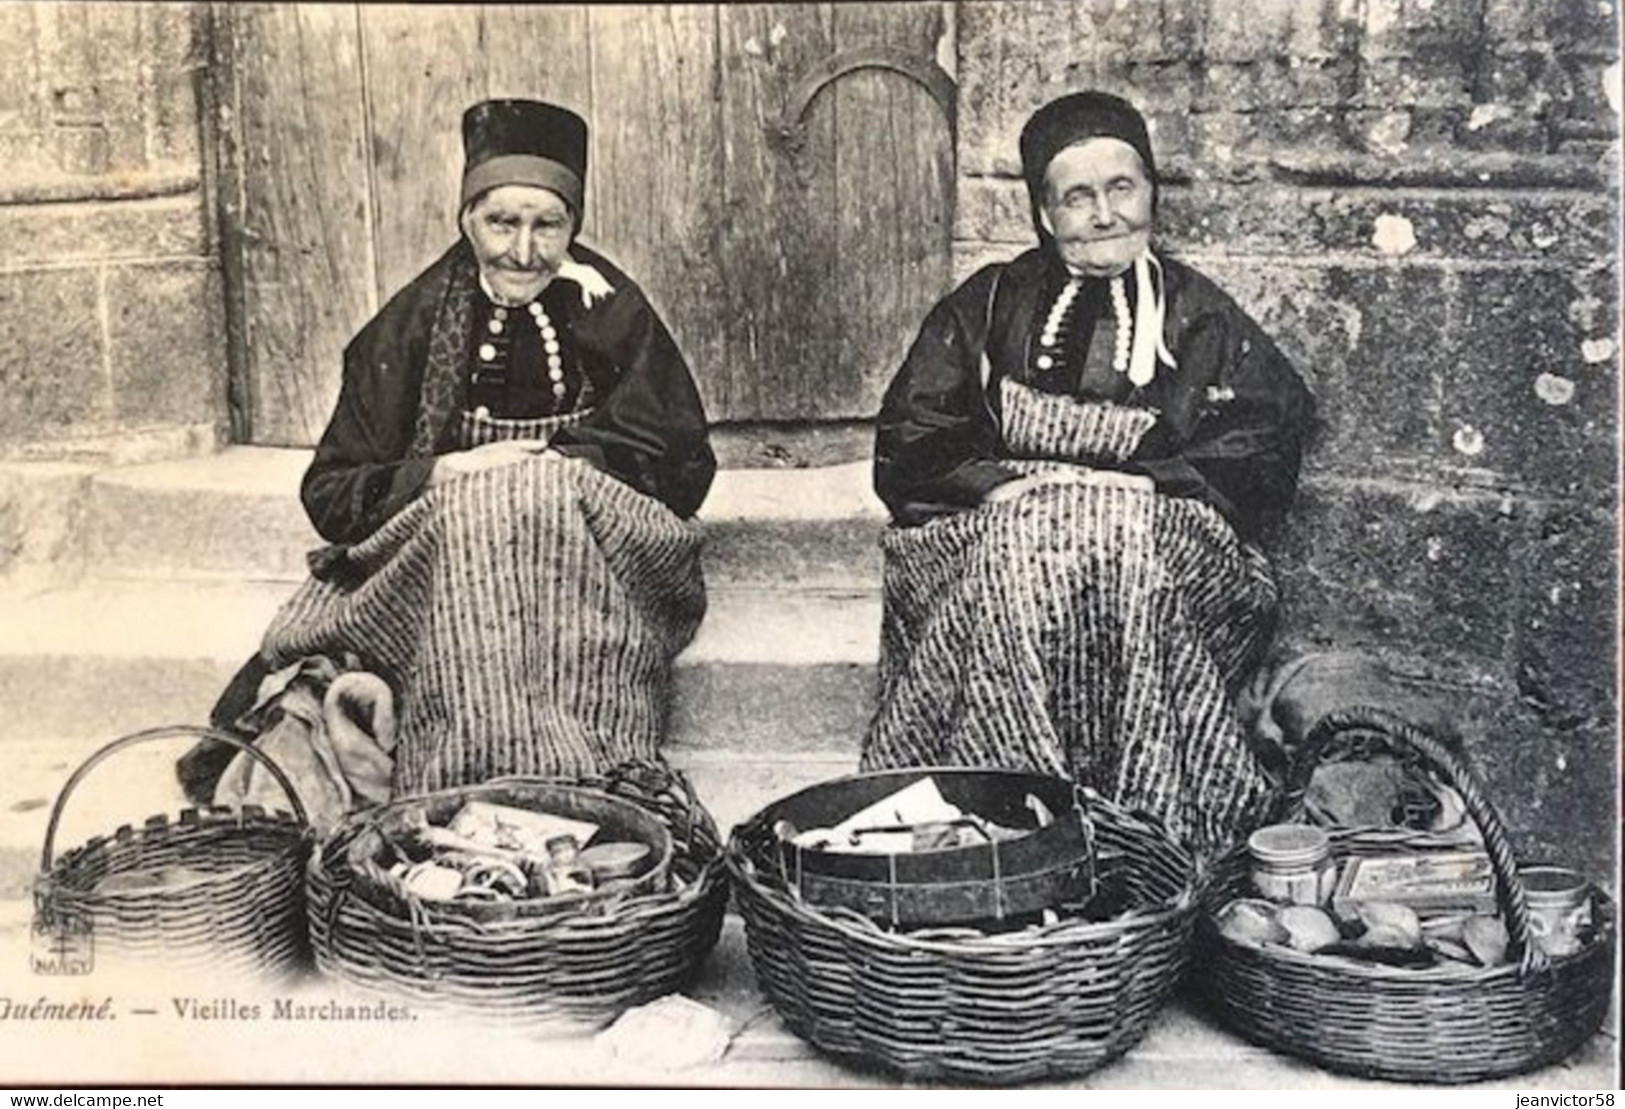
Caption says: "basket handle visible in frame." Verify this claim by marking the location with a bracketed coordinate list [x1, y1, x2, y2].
[1282, 705, 1547, 974]
[39, 724, 311, 872]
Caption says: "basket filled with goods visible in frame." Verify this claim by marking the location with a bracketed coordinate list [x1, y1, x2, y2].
[305, 761, 727, 1032]
[725, 767, 1197, 1085]
[1191, 706, 1615, 1084]
[34, 725, 314, 983]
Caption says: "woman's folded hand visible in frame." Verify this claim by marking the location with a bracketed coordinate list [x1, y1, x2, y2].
[1080, 469, 1154, 493]
[982, 467, 1153, 505]
[429, 440, 563, 488]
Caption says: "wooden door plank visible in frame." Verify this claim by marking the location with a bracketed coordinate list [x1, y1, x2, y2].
[716, 3, 838, 420]
[360, 4, 485, 302]
[832, 2, 954, 420]
[232, 3, 376, 446]
[481, 5, 597, 238]
[586, 5, 728, 418]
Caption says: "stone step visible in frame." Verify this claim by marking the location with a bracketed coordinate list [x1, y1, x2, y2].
[71, 448, 886, 588]
[0, 579, 879, 754]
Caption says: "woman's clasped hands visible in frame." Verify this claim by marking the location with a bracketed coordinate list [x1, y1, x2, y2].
[428, 439, 564, 489]
[982, 466, 1154, 505]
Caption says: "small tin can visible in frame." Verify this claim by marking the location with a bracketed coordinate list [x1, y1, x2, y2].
[577, 841, 652, 884]
[543, 834, 593, 895]
[1518, 865, 1592, 957]
[1248, 824, 1337, 907]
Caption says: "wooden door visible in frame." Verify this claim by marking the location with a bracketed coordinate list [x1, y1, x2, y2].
[214, 2, 956, 446]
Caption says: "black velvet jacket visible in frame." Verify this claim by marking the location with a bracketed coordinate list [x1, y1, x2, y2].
[302, 241, 716, 543]
[874, 248, 1316, 543]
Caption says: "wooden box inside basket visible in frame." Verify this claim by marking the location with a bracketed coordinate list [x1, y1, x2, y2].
[760, 768, 1096, 927]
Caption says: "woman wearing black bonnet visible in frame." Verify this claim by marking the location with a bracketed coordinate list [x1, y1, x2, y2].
[183, 100, 715, 811]
[866, 90, 1317, 859]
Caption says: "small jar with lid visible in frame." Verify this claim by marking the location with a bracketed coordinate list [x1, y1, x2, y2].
[1518, 865, 1592, 957]
[1248, 824, 1338, 907]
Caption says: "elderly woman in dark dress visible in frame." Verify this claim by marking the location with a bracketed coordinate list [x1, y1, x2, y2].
[864, 92, 1316, 858]
[193, 100, 715, 802]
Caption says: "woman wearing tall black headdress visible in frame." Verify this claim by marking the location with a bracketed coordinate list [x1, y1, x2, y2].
[209, 100, 715, 796]
[865, 91, 1316, 858]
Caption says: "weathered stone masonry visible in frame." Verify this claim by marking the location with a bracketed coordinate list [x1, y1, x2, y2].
[0, 3, 224, 460]
[953, 0, 1620, 877]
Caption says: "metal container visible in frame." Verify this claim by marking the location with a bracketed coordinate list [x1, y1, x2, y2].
[1518, 865, 1593, 958]
[761, 768, 1096, 928]
[1248, 824, 1337, 907]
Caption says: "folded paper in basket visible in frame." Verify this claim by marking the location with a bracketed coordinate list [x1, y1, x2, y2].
[447, 801, 599, 856]
[790, 777, 965, 854]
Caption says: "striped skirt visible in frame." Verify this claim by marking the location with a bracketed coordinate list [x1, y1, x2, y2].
[863, 387, 1279, 858]
[263, 455, 705, 794]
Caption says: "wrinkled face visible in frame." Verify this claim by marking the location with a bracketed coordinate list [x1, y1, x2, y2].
[460, 184, 575, 305]
[1040, 137, 1154, 278]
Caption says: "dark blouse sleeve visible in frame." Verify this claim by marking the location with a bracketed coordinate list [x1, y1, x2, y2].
[1124, 288, 1316, 544]
[874, 268, 1022, 526]
[547, 280, 716, 519]
[300, 318, 437, 545]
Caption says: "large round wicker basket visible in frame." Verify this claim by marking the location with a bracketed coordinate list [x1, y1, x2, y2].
[726, 771, 1198, 1085]
[305, 761, 728, 1032]
[1190, 706, 1616, 1084]
[34, 725, 313, 983]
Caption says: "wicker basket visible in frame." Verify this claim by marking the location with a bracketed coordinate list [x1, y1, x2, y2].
[1191, 705, 1616, 1084]
[726, 774, 1198, 1085]
[34, 725, 314, 983]
[306, 761, 728, 1032]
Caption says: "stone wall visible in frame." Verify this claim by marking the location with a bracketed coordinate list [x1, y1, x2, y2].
[0, 2, 222, 463]
[954, 0, 1620, 878]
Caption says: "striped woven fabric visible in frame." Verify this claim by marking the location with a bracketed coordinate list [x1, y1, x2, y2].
[263, 409, 705, 794]
[863, 381, 1278, 858]
[997, 376, 1158, 465]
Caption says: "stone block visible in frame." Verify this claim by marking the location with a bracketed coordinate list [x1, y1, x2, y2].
[1359, 0, 1483, 60]
[1512, 503, 1617, 732]
[1478, 48, 1568, 117]
[1114, 59, 1200, 115]
[0, 268, 107, 439]
[1300, 190, 1611, 263]
[1194, 262, 1443, 478]
[953, 3, 1063, 177]
[104, 261, 225, 426]
[0, 4, 38, 126]
[1482, 0, 1541, 47]
[1453, 109, 1551, 155]
[1201, 0, 1342, 64]
[1357, 55, 1476, 112]
[1274, 477, 1524, 678]
[1057, 0, 1164, 59]
[1522, 0, 1622, 55]
[0, 194, 208, 268]
[1193, 60, 1347, 113]
[952, 175, 1031, 244]
[1553, 53, 1625, 133]
[144, 2, 203, 166]
[1156, 0, 1202, 58]
[81, 3, 147, 172]
[1442, 267, 1617, 500]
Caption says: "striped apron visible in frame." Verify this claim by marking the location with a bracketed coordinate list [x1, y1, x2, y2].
[862, 378, 1278, 858]
[263, 408, 706, 794]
